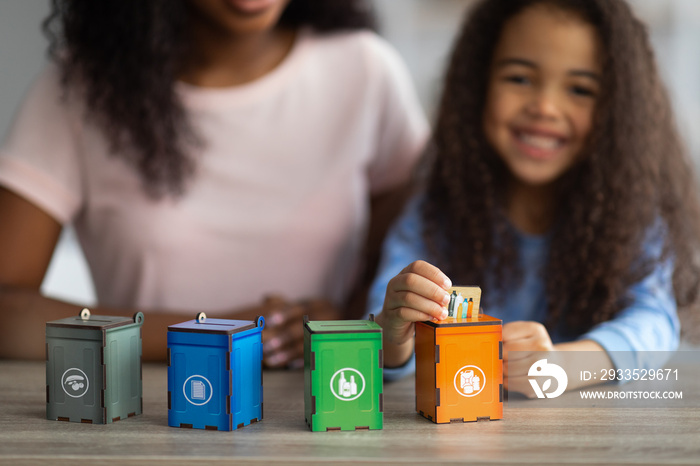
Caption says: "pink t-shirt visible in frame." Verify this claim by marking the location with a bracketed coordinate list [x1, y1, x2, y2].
[0, 29, 428, 314]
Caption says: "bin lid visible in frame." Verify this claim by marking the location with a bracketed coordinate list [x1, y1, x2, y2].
[168, 318, 257, 335]
[46, 308, 142, 331]
[422, 313, 502, 328]
[305, 319, 381, 334]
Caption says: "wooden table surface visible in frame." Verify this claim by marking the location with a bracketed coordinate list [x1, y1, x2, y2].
[0, 358, 698, 465]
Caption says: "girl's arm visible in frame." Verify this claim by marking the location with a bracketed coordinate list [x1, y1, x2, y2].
[505, 258, 676, 396]
[375, 260, 451, 367]
[578, 257, 680, 370]
[345, 182, 414, 318]
[505, 230, 677, 396]
[502, 321, 614, 396]
[364, 196, 441, 377]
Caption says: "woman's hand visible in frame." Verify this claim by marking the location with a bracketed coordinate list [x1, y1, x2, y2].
[376, 260, 452, 367]
[236, 295, 340, 369]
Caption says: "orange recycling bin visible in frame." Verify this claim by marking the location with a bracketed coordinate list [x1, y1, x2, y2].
[415, 287, 503, 423]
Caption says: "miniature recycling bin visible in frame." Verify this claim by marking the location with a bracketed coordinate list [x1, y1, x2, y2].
[46, 308, 144, 424]
[415, 286, 503, 423]
[167, 312, 264, 431]
[304, 315, 383, 431]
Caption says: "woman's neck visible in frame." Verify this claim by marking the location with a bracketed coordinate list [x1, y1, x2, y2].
[504, 178, 558, 235]
[180, 23, 296, 88]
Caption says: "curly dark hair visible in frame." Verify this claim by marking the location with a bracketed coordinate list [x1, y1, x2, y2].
[423, 0, 700, 338]
[42, 0, 377, 197]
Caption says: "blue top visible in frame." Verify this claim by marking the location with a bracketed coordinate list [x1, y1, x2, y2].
[168, 318, 258, 335]
[366, 196, 680, 381]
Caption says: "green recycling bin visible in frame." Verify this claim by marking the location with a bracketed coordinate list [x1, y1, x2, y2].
[303, 315, 383, 431]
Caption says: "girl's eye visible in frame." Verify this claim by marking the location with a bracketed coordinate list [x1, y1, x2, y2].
[503, 75, 530, 85]
[570, 85, 596, 97]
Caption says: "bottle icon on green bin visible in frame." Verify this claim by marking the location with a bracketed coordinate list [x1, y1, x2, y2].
[338, 371, 358, 397]
[330, 368, 365, 401]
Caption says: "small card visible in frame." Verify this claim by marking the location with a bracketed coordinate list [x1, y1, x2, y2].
[443, 286, 481, 321]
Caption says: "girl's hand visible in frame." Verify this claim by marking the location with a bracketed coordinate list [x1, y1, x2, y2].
[377, 260, 452, 348]
[502, 321, 554, 396]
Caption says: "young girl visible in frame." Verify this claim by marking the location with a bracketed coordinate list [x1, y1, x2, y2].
[369, 0, 700, 393]
[0, 0, 428, 364]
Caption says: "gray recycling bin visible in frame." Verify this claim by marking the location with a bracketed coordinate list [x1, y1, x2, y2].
[46, 308, 144, 424]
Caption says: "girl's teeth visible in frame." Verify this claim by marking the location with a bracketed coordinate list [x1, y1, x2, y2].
[519, 133, 560, 149]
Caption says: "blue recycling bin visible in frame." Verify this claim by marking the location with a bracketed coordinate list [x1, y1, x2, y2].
[167, 312, 264, 431]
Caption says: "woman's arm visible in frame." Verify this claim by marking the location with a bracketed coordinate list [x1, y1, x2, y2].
[0, 285, 189, 361]
[0, 187, 340, 363]
[0, 186, 67, 359]
[0, 187, 199, 360]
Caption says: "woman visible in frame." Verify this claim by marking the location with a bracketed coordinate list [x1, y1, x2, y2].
[0, 0, 429, 364]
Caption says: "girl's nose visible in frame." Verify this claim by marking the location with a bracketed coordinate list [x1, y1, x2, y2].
[525, 89, 560, 119]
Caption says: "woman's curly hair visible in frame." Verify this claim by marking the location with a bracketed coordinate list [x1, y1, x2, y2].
[423, 0, 700, 338]
[42, 0, 376, 197]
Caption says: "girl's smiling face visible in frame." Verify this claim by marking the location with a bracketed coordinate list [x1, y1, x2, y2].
[483, 4, 602, 188]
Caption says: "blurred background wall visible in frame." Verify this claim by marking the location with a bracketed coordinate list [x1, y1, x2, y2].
[2, 0, 700, 306]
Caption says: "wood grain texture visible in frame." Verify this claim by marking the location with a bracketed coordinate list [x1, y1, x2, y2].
[0, 359, 698, 464]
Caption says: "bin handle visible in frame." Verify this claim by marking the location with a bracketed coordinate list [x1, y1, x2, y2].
[256, 315, 265, 329]
[133, 312, 145, 325]
[196, 312, 207, 323]
[79, 308, 91, 320]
